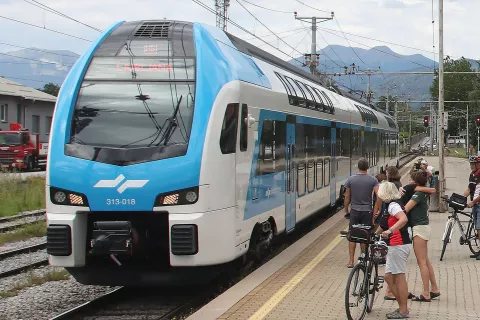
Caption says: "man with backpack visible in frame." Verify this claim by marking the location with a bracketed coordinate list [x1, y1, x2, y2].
[344, 158, 382, 268]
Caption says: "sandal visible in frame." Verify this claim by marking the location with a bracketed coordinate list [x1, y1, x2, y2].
[412, 294, 431, 302]
[408, 292, 414, 299]
[430, 292, 441, 299]
[347, 264, 354, 268]
[384, 296, 396, 300]
[387, 310, 409, 319]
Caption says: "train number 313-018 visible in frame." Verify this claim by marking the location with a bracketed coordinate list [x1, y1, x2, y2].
[106, 199, 136, 205]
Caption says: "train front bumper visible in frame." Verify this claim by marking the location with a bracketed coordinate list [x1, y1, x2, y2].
[46, 206, 240, 268]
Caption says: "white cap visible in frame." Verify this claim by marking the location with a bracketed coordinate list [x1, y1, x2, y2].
[421, 160, 428, 165]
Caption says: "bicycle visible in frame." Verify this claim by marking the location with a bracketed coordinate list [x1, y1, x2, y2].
[342, 225, 388, 320]
[440, 193, 480, 261]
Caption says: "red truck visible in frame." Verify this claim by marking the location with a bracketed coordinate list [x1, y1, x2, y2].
[0, 123, 48, 171]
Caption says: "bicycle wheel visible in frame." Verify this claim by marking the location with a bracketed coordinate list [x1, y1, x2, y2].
[467, 220, 480, 255]
[440, 220, 454, 261]
[345, 263, 368, 320]
[366, 261, 378, 313]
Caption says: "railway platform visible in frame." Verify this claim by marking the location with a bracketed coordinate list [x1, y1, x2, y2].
[188, 156, 480, 320]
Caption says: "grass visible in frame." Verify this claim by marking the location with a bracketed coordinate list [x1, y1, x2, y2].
[429, 147, 469, 158]
[0, 221, 46, 246]
[0, 174, 45, 217]
[0, 268, 70, 298]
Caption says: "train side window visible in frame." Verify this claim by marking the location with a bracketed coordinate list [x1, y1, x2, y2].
[319, 91, 335, 114]
[316, 159, 323, 189]
[285, 77, 306, 108]
[296, 81, 315, 109]
[274, 72, 298, 106]
[240, 104, 248, 152]
[324, 158, 330, 186]
[219, 103, 239, 154]
[256, 120, 286, 176]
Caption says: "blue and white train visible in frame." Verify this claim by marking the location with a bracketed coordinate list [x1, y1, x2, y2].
[45, 20, 399, 285]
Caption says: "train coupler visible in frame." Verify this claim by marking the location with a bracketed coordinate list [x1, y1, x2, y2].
[89, 221, 133, 264]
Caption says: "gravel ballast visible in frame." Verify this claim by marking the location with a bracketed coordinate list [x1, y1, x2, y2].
[0, 236, 46, 253]
[0, 266, 118, 320]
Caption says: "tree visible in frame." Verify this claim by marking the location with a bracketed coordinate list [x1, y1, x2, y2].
[40, 83, 60, 97]
[430, 56, 477, 137]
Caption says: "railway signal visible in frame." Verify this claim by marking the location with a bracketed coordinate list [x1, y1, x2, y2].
[476, 117, 480, 127]
[424, 116, 429, 127]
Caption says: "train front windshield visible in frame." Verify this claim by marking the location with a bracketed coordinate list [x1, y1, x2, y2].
[67, 56, 195, 165]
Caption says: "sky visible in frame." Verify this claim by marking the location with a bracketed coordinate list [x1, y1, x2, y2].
[0, 0, 478, 69]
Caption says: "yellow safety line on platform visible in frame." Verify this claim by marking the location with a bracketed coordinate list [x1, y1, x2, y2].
[248, 228, 347, 320]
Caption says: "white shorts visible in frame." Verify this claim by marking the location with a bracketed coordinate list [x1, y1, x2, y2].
[385, 244, 411, 275]
[413, 225, 431, 241]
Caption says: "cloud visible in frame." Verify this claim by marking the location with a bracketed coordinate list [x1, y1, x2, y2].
[0, 0, 478, 72]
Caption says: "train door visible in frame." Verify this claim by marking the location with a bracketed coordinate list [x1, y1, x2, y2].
[330, 127, 336, 206]
[285, 117, 296, 232]
[235, 104, 250, 233]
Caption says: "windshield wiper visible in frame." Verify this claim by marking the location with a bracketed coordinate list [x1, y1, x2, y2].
[155, 95, 183, 147]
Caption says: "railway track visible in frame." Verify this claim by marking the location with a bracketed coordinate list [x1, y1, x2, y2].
[0, 210, 46, 233]
[0, 242, 48, 278]
[49, 286, 212, 320]
[0, 210, 45, 224]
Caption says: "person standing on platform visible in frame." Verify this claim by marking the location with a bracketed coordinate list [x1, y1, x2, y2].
[344, 158, 381, 268]
[378, 181, 412, 319]
[404, 170, 440, 302]
[465, 156, 480, 259]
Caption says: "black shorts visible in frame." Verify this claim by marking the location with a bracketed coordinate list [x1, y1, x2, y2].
[349, 209, 373, 229]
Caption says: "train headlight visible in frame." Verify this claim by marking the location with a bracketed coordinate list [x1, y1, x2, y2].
[155, 186, 199, 206]
[54, 191, 67, 204]
[185, 191, 198, 203]
[50, 187, 89, 207]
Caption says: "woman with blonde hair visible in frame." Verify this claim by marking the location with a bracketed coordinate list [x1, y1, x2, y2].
[377, 181, 412, 319]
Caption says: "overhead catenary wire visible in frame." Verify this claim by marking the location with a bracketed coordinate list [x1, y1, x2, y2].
[0, 41, 79, 57]
[243, 27, 309, 41]
[0, 52, 72, 67]
[0, 75, 56, 84]
[235, 0, 305, 58]
[192, 0, 359, 94]
[192, 0, 304, 65]
[22, 0, 102, 32]
[0, 15, 92, 42]
[239, 0, 293, 13]
[295, 0, 330, 13]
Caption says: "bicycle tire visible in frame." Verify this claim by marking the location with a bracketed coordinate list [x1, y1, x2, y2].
[345, 263, 368, 320]
[366, 261, 378, 313]
[440, 221, 453, 261]
[467, 219, 480, 255]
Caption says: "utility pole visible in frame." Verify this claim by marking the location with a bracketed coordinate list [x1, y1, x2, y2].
[409, 113, 412, 147]
[395, 101, 399, 159]
[295, 12, 334, 75]
[438, 0, 446, 212]
[430, 102, 434, 152]
[215, 0, 230, 31]
[467, 104, 469, 155]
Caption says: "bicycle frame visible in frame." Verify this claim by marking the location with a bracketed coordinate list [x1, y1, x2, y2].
[442, 210, 472, 243]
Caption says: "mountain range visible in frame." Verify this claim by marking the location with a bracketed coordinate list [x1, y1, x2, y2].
[0, 45, 476, 109]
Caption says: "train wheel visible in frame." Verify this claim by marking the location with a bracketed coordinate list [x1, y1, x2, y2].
[247, 220, 274, 262]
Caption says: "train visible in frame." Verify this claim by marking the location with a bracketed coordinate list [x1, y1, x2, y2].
[45, 19, 399, 286]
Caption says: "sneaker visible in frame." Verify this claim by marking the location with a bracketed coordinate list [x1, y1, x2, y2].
[470, 252, 480, 258]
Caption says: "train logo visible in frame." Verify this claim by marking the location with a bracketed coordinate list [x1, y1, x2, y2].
[93, 174, 149, 194]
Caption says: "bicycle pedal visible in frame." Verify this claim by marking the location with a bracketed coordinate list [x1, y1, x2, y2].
[377, 276, 384, 284]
